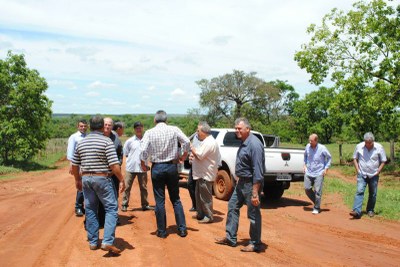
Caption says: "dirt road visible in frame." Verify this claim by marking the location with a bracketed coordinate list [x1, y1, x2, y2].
[0, 164, 399, 267]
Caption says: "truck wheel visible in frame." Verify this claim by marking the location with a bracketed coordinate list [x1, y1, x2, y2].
[263, 183, 284, 200]
[213, 170, 233, 200]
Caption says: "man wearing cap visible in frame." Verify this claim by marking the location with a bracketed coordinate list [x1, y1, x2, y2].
[140, 110, 190, 238]
[121, 121, 154, 212]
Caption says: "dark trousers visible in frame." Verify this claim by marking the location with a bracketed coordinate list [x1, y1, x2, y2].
[187, 168, 196, 209]
[98, 175, 119, 227]
[151, 163, 186, 235]
[75, 190, 84, 209]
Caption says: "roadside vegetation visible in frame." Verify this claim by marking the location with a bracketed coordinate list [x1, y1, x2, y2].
[0, 138, 68, 178]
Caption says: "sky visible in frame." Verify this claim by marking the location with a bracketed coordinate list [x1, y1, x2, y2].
[0, 0, 355, 115]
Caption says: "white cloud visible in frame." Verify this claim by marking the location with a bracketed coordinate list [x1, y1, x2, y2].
[171, 88, 186, 97]
[88, 81, 116, 89]
[0, 0, 356, 114]
[48, 80, 77, 90]
[86, 91, 100, 97]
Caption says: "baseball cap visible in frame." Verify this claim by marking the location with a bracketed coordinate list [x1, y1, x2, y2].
[133, 121, 143, 128]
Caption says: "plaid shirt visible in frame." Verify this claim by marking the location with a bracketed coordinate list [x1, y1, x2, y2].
[140, 122, 190, 163]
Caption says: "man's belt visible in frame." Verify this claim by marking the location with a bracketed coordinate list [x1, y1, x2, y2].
[81, 172, 109, 177]
[152, 160, 178, 165]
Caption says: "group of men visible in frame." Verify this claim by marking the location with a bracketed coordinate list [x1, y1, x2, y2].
[67, 110, 387, 255]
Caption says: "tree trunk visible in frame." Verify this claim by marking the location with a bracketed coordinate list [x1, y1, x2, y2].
[390, 140, 395, 164]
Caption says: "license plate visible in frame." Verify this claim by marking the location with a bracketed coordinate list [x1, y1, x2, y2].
[277, 173, 292, 181]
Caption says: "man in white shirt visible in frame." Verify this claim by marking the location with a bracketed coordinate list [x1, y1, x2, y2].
[350, 132, 386, 219]
[66, 119, 87, 217]
[190, 121, 221, 223]
[121, 121, 154, 212]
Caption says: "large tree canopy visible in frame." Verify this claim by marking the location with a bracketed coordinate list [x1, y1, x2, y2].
[196, 70, 298, 128]
[0, 51, 53, 162]
[294, 0, 400, 140]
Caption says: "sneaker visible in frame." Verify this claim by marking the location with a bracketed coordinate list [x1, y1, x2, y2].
[121, 206, 127, 212]
[312, 208, 320, 215]
[367, 211, 375, 217]
[198, 216, 213, 224]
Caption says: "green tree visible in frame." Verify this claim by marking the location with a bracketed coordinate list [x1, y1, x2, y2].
[197, 70, 269, 123]
[292, 87, 340, 144]
[0, 51, 52, 162]
[294, 0, 400, 140]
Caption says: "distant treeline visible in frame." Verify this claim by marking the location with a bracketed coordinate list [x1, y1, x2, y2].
[49, 114, 201, 139]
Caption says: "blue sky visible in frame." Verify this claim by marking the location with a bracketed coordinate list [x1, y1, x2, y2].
[0, 0, 355, 114]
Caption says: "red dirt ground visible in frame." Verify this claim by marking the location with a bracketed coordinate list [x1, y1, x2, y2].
[0, 164, 399, 267]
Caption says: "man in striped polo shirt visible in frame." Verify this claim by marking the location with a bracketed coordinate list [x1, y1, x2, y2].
[71, 115, 125, 254]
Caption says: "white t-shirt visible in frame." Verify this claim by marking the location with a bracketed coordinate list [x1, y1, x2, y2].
[192, 135, 221, 182]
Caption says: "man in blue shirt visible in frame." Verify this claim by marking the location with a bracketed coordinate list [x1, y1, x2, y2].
[303, 133, 332, 215]
[215, 117, 265, 252]
[67, 119, 87, 217]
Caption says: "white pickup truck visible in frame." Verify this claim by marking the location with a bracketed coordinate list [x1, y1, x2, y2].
[178, 128, 305, 201]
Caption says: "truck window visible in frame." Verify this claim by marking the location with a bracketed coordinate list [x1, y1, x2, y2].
[254, 133, 264, 145]
[211, 130, 219, 139]
[263, 134, 279, 147]
[222, 132, 264, 146]
[222, 132, 241, 146]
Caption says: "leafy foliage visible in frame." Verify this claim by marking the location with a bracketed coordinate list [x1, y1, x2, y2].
[0, 51, 53, 163]
[294, 0, 400, 140]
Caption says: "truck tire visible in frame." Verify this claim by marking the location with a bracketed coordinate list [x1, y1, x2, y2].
[213, 169, 234, 201]
[263, 183, 284, 200]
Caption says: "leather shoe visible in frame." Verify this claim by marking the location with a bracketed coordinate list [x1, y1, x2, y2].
[89, 244, 99, 250]
[156, 231, 167, 238]
[101, 244, 121, 254]
[142, 205, 155, 211]
[177, 229, 188, 237]
[215, 237, 236, 247]
[75, 208, 84, 217]
[240, 244, 259, 252]
[349, 210, 361, 219]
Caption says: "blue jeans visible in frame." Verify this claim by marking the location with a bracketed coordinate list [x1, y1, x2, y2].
[151, 163, 186, 235]
[82, 175, 118, 246]
[352, 174, 379, 215]
[225, 178, 261, 247]
[304, 174, 324, 210]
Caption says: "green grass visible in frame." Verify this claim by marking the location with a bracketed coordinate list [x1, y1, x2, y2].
[324, 176, 400, 221]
